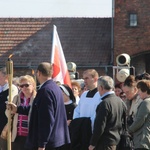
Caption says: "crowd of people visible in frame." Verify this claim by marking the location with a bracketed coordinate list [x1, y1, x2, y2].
[0, 62, 150, 150]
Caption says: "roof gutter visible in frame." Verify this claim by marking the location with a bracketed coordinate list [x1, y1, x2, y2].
[2, 66, 38, 69]
[77, 65, 113, 68]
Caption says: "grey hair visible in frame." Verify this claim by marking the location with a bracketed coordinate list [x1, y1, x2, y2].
[98, 76, 114, 90]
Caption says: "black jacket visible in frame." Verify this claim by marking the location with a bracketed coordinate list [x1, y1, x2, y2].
[0, 90, 8, 134]
[90, 93, 124, 148]
[70, 117, 92, 150]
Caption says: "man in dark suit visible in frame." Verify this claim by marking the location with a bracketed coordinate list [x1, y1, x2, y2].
[25, 62, 70, 150]
[89, 76, 124, 150]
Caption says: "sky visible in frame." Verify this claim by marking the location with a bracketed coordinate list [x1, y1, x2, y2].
[0, 0, 112, 18]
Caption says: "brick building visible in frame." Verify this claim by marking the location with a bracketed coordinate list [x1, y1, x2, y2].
[0, 0, 149, 81]
[0, 18, 112, 78]
[114, 0, 150, 74]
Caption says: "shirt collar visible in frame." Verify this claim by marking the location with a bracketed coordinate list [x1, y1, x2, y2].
[2, 83, 9, 91]
[101, 91, 115, 99]
[38, 80, 48, 90]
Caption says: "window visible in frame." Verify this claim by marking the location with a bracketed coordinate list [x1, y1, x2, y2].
[129, 14, 137, 27]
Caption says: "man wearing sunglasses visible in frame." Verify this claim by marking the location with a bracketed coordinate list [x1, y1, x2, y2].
[25, 62, 70, 150]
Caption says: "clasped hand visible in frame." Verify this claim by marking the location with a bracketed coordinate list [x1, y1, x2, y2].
[5, 101, 17, 114]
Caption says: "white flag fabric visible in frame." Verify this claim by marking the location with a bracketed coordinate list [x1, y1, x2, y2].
[51, 25, 71, 87]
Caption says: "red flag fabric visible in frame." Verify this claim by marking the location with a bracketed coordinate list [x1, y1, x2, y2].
[51, 25, 71, 87]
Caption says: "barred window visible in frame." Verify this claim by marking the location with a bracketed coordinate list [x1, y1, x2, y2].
[129, 14, 137, 27]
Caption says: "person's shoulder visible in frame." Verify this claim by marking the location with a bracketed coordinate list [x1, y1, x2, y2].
[136, 95, 143, 102]
[145, 97, 150, 102]
[94, 91, 100, 97]
[142, 98, 150, 107]
[80, 90, 89, 97]
[104, 94, 121, 103]
[43, 79, 53, 86]
[12, 84, 18, 89]
[67, 102, 77, 109]
[93, 92, 101, 103]
[42, 80, 57, 89]
[12, 84, 19, 93]
[12, 94, 20, 103]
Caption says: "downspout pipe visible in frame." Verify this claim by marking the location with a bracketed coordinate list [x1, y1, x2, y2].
[110, 0, 115, 65]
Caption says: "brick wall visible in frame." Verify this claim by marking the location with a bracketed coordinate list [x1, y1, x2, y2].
[114, 0, 150, 74]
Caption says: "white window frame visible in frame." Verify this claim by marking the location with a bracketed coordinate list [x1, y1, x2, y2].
[129, 14, 137, 27]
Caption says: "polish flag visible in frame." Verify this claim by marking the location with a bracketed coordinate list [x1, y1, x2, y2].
[51, 25, 71, 87]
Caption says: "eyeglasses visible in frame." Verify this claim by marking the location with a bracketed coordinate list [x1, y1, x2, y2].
[19, 84, 30, 88]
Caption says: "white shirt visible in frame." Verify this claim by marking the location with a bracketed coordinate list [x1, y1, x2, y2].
[75, 96, 80, 105]
[73, 90, 101, 130]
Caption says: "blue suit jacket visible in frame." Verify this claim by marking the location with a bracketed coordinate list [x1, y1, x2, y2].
[26, 79, 70, 149]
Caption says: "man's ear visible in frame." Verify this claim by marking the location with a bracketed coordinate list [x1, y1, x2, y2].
[134, 86, 138, 93]
[36, 70, 40, 76]
[100, 85, 103, 91]
[98, 85, 103, 91]
[94, 77, 98, 82]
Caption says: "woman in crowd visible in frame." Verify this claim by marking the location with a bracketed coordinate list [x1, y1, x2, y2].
[114, 82, 127, 101]
[59, 84, 76, 150]
[128, 80, 150, 150]
[60, 84, 76, 126]
[71, 81, 81, 105]
[119, 91, 127, 101]
[122, 75, 142, 126]
[8, 75, 36, 150]
[135, 72, 150, 81]
[114, 83, 123, 97]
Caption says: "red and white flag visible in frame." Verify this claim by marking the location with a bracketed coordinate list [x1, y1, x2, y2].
[51, 25, 71, 87]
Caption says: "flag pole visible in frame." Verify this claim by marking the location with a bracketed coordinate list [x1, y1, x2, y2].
[6, 55, 13, 150]
[51, 25, 56, 64]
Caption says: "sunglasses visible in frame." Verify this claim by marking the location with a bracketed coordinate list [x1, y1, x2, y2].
[19, 84, 30, 88]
